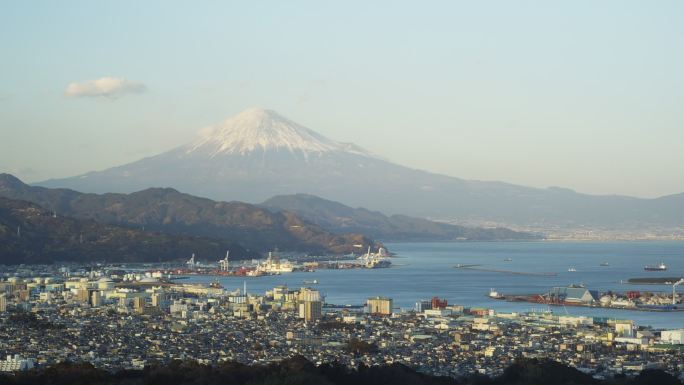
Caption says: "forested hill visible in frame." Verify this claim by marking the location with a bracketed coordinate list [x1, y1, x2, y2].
[0, 197, 251, 265]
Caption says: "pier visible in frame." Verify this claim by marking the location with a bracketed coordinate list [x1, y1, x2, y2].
[454, 264, 558, 277]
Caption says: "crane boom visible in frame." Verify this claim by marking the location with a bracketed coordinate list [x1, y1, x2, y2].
[672, 278, 684, 305]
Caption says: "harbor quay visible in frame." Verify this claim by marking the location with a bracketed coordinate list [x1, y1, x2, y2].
[0, 266, 682, 380]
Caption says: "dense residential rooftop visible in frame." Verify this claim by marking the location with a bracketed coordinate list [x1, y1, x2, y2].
[0, 265, 682, 381]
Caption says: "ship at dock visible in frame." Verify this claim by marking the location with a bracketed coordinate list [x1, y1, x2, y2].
[254, 251, 295, 274]
[358, 246, 391, 269]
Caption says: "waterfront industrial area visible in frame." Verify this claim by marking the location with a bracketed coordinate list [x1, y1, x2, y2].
[0, 261, 682, 380]
[180, 247, 392, 277]
[455, 263, 684, 312]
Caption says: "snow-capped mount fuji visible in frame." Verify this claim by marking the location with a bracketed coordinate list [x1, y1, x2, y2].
[38, 108, 684, 230]
[186, 108, 373, 158]
[39, 107, 397, 207]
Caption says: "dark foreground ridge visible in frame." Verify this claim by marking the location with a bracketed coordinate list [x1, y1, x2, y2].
[0, 357, 680, 385]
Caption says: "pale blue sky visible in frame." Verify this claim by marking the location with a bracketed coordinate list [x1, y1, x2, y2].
[1, 1, 683, 197]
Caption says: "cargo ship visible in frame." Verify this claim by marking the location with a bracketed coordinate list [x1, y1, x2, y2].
[359, 246, 392, 269]
[644, 262, 667, 271]
[255, 251, 295, 274]
[488, 288, 504, 299]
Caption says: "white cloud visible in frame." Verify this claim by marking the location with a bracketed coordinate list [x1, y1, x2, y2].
[65, 77, 146, 98]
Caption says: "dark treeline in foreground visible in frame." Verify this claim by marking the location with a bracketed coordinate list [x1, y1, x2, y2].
[0, 356, 681, 385]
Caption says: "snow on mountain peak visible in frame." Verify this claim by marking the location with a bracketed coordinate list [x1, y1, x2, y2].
[186, 108, 373, 158]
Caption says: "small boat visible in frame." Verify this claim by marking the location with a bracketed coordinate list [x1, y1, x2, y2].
[504, 258, 513, 262]
[644, 262, 667, 271]
[568, 267, 577, 272]
[303, 279, 318, 285]
[488, 288, 504, 299]
[600, 262, 610, 267]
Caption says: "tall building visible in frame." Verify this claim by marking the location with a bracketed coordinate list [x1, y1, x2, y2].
[298, 287, 322, 322]
[0, 282, 13, 295]
[431, 296, 448, 309]
[133, 297, 145, 314]
[367, 296, 392, 315]
[90, 291, 102, 307]
[0, 294, 7, 312]
[75, 288, 89, 303]
[151, 291, 166, 308]
[299, 300, 322, 322]
[298, 287, 321, 302]
[615, 320, 635, 338]
[415, 299, 432, 312]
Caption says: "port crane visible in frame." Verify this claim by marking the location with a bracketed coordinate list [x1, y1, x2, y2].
[186, 253, 196, 270]
[673, 278, 684, 305]
[218, 251, 230, 271]
[357, 246, 372, 261]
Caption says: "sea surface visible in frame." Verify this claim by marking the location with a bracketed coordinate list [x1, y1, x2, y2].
[185, 241, 684, 329]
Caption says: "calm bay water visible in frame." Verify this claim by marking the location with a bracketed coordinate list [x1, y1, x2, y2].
[186, 241, 684, 329]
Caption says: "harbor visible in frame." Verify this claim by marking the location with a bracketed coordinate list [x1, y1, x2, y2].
[94, 241, 684, 329]
[493, 284, 684, 312]
[160, 247, 393, 278]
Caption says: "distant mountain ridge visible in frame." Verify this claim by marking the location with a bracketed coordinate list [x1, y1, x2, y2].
[36, 108, 684, 230]
[0, 197, 251, 265]
[262, 194, 541, 241]
[0, 174, 374, 255]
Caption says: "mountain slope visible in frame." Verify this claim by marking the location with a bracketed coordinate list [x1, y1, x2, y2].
[36, 108, 684, 229]
[0, 197, 252, 265]
[0, 174, 373, 254]
[262, 194, 541, 241]
[187, 107, 370, 157]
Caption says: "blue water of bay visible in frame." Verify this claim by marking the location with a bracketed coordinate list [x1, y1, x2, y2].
[185, 241, 684, 329]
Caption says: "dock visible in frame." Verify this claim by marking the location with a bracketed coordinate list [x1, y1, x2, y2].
[498, 294, 684, 312]
[627, 277, 684, 285]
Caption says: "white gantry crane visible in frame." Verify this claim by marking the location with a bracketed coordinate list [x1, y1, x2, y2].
[186, 253, 196, 270]
[673, 278, 684, 305]
[218, 251, 230, 271]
